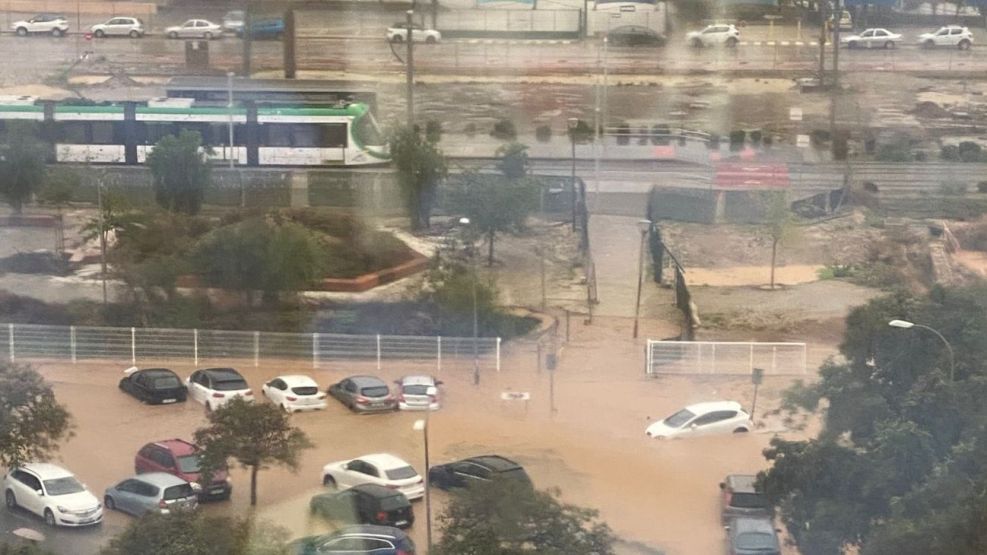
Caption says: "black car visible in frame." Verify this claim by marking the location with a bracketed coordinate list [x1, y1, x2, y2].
[310, 484, 414, 529]
[291, 525, 416, 555]
[428, 455, 532, 490]
[607, 25, 666, 47]
[118, 367, 187, 404]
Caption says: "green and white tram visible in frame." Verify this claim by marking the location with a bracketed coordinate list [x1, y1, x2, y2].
[0, 96, 389, 167]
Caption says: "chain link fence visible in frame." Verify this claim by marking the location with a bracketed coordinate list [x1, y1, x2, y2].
[1, 323, 501, 372]
[646, 340, 806, 376]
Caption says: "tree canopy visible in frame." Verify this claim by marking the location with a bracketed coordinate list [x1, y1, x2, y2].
[0, 121, 46, 213]
[101, 511, 290, 555]
[146, 129, 212, 215]
[0, 362, 73, 468]
[388, 123, 447, 230]
[448, 172, 538, 266]
[759, 285, 987, 555]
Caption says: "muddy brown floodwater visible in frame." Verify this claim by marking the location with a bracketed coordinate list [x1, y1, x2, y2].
[33, 322, 811, 555]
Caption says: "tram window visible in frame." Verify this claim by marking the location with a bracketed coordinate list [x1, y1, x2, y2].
[324, 123, 347, 148]
[263, 124, 292, 147]
[91, 122, 121, 145]
[59, 122, 88, 143]
[177, 123, 211, 145]
[141, 123, 177, 144]
[292, 124, 320, 148]
[208, 123, 244, 146]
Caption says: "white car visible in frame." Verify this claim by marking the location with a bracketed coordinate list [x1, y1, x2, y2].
[261, 374, 327, 413]
[90, 17, 144, 38]
[321, 453, 425, 500]
[686, 24, 740, 48]
[165, 19, 223, 40]
[396, 375, 441, 411]
[4, 463, 103, 527]
[842, 28, 902, 49]
[386, 22, 441, 44]
[918, 26, 973, 49]
[645, 401, 752, 439]
[11, 14, 69, 37]
[186, 368, 254, 411]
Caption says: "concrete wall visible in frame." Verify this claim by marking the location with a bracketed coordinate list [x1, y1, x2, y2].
[0, 1, 156, 15]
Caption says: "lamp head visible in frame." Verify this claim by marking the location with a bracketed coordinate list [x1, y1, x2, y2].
[888, 319, 915, 329]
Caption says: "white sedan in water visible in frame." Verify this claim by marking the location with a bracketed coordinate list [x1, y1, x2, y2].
[321, 453, 425, 500]
[842, 28, 903, 49]
[261, 374, 327, 413]
[645, 401, 752, 439]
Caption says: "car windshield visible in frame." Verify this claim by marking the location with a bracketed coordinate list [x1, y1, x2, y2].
[176, 454, 202, 473]
[153, 376, 181, 389]
[213, 379, 248, 391]
[360, 386, 389, 397]
[735, 532, 778, 551]
[731, 492, 769, 508]
[663, 408, 696, 428]
[385, 466, 418, 480]
[291, 386, 319, 396]
[43, 476, 85, 495]
[402, 384, 431, 395]
[163, 484, 195, 500]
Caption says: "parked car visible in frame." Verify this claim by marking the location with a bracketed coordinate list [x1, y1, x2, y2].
[222, 10, 244, 35]
[322, 453, 424, 501]
[262, 374, 327, 412]
[103, 472, 197, 517]
[328, 375, 396, 413]
[830, 9, 853, 31]
[165, 19, 223, 40]
[918, 25, 973, 49]
[607, 25, 666, 47]
[290, 525, 416, 555]
[725, 516, 781, 555]
[645, 401, 752, 439]
[720, 474, 771, 524]
[244, 18, 284, 40]
[135, 439, 232, 501]
[90, 17, 144, 38]
[386, 22, 441, 44]
[3, 463, 102, 528]
[11, 14, 68, 37]
[310, 483, 414, 529]
[186, 367, 253, 411]
[428, 455, 532, 490]
[686, 24, 740, 48]
[395, 375, 441, 411]
[119, 366, 187, 404]
[842, 28, 902, 49]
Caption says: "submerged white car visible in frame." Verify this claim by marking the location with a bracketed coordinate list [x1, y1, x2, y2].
[261, 374, 327, 413]
[842, 28, 902, 49]
[918, 26, 973, 49]
[685, 24, 740, 48]
[4, 463, 103, 527]
[645, 401, 752, 439]
[396, 375, 441, 411]
[322, 453, 425, 500]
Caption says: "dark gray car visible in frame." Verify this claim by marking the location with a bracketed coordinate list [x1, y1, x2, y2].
[720, 474, 771, 524]
[725, 517, 780, 555]
[328, 376, 397, 413]
[103, 472, 197, 517]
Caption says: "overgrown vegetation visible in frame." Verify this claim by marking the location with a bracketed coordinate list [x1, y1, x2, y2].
[147, 129, 212, 215]
[0, 362, 73, 468]
[0, 121, 46, 213]
[388, 122, 448, 230]
[102, 511, 290, 555]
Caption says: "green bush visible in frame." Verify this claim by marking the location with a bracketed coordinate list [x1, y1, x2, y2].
[941, 144, 960, 161]
[977, 181, 987, 193]
[490, 119, 517, 141]
[535, 124, 552, 143]
[876, 142, 911, 162]
[940, 182, 968, 196]
[729, 130, 746, 151]
[959, 141, 983, 162]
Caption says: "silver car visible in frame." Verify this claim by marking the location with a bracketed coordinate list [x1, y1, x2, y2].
[103, 472, 197, 517]
[396, 375, 442, 411]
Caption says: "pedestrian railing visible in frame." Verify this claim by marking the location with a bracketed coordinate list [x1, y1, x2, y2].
[1, 323, 501, 371]
[645, 340, 806, 376]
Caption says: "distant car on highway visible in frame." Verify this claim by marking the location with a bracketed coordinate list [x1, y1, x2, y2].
[11, 14, 68, 37]
[725, 516, 781, 555]
[118, 366, 187, 405]
[918, 25, 973, 49]
[290, 525, 417, 555]
[165, 19, 223, 40]
[90, 17, 145, 38]
[842, 28, 902, 49]
[829, 9, 853, 31]
[322, 453, 425, 500]
[186, 367, 253, 411]
[387, 22, 441, 44]
[720, 474, 771, 524]
[244, 18, 284, 40]
[395, 375, 441, 411]
[135, 439, 232, 501]
[607, 25, 666, 47]
[427, 455, 532, 490]
[686, 24, 740, 48]
[310, 483, 414, 529]
[262, 374, 327, 413]
[645, 401, 752, 439]
[328, 375, 396, 413]
[103, 472, 198, 517]
[3, 463, 103, 528]
[222, 10, 245, 35]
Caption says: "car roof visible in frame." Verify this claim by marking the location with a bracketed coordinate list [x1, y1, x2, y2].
[133, 472, 189, 488]
[684, 400, 745, 413]
[325, 524, 409, 540]
[469, 455, 522, 471]
[356, 453, 412, 469]
[277, 374, 319, 387]
[200, 367, 245, 379]
[731, 516, 776, 534]
[150, 438, 197, 456]
[351, 483, 409, 498]
[20, 463, 74, 479]
[725, 474, 759, 493]
[349, 375, 388, 387]
[400, 375, 436, 386]
[139, 368, 178, 377]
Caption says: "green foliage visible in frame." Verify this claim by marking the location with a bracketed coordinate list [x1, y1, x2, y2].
[0, 121, 46, 213]
[495, 142, 530, 180]
[760, 285, 987, 554]
[0, 362, 73, 468]
[434, 478, 615, 555]
[0, 544, 54, 555]
[875, 141, 911, 162]
[102, 511, 290, 555]
[566, 120, 594, 144]
[425, 119, 443, 143]
[194, 397, 312, 506]
[940, 182, 968, 196]
[490, 118, 517, 141]
[762, 192, 798, 288]
[37, 167, 81, 209]
[449, 172, 538, 266]
[535, 124, 552, 143]
[146, 129, 212, 215]
[388, 123, 448, 229]
[729, 129, 746, 151]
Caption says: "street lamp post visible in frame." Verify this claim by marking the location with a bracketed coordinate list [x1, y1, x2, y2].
[567, 117, 578, 232]
[405, 10, 415, 126]
[413, 409, 435, 554]
[227, 71, 235, 170]
[632, 219, 652, 339]
[459, 217, 480, 386]
[888, 319, 955, 381]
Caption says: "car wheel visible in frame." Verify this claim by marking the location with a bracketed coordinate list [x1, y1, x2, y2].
[959, 39, 971, 50]
[5, 490, 16, 509]
[425, 36, 437, 44]
[15, 27, 27, 36]
[205, 32, 213, 40]
[733, 427, 749, 434]
[94, 30, 105, 38]
[104, 496, 116, 511]
[922, 39, 935, 49]
[847, 41, 857, 49]
[884, 41, 895, 49]
[691, 38, 703, 48]
[44, 509, 56, 527]
[322, 475, 336, 489]
[52, 28, 63, 37]
[726, 37, 738, 48]
[168, 31, 178, 39]
[129, 30, 141, 38]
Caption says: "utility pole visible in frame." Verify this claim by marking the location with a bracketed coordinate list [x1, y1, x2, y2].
[284, 9, 296, 79]
[96, 175, 107, 306]
[242, 1, 252, 77]
[405, 10, 415, 126]
[832, 0, 842, 89]
[818, 1, 828, 81]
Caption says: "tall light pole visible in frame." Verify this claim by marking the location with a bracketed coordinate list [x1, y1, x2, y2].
[413, 411, 434, 553]
[632, 219, 652, 339]
[96, 176, 107, 306]
[405, 10, 415, 126]
[460, 217, 480, 386]
[888, 319, 955, 381]
[227, 71, 235, 169]
[567, 117, 578, 232]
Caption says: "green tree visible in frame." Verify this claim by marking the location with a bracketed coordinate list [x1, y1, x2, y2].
[450, 172, 538, 266]
[496, 141, 530, 180]
[193, 397, 313, 507]
[37, 167, 80, 253]
[388, 123, 447, 230]
[433, 478, 616, 555]
[0, 121, 46, 213]
[146, 129, 212, 215]
[102, 511, 289, 555]
[0, 544, 54, 555]
[762, 192, 798, 290]
[0, 362, 73, 468]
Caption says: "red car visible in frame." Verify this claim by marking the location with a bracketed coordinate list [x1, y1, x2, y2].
[135, 439, 232, 501]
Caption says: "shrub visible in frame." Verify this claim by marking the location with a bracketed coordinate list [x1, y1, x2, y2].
[941, 144, 960, 161]
[464, 122, 477, 137]
[535, 124, 552, 142]
[876, 142, 911, 162]
[708, 133, 721, 150]
[490, 118, 517, 141]
[729, 130, 746, 151]
[425, 120, 443, 143]
[977, 181, 987, 193]
[616, 123, 630, 145]
[958, 141, 983, 162]
[941, 182, 968, 196]
[749, 130, 763, 146]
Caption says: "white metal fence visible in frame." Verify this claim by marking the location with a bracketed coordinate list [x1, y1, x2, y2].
[1, 323, 501, 371]
[646, 340, 806, 376]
